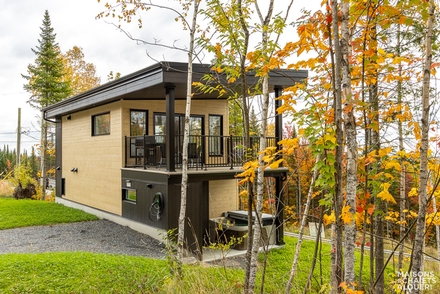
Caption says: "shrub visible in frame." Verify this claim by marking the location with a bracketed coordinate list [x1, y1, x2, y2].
[9, 164, 38, 200]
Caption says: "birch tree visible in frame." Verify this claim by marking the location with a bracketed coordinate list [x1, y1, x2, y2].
[198, 1, 255, 286]
[177, 0, 200, 261]
[411, 2, 435, 292]
[330, 0, 344, 291]
[340, 0, 358, 288]
[285, 156, 320, 293]
[97, 0, 202, 261]
[245, 1, 295, 291]
[247, 2, 273, 291]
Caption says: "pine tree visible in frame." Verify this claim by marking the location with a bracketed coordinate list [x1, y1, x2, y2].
[22, 10, 71, 108]
[249, 107, 260, 136]
[22, 10, 71, 200]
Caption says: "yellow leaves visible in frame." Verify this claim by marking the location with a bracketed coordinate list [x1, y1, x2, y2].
[403, 209, 418, 218]
[316, 131, 337, 147]
[392, 56, 410, 65]
[384, 173, 395, 180]
[227, 77, 236, 83]
[280, 138, 299, 155]
[324, 211, 335, 226]
[238, 189, 248, 198]
[377, 183, 396, 204]
[211, 66, 223, 73]
[324, 133, 336, 144]
[237, 160, 258, 184]
[355, 211, 364, 227]
[384, 160, 401, 172]
[378, 147, 392, 157]
[385, 211, 399, 222]
[340, 282, 364, 294]
[426, 212, 440, 226]
[269, 158, 284, 169]
[341, 205, 354, 224]
[408, 187, 418, 197]
[323, 82, 332, 90]
[377, 47, 386, 56]
[236, 146, 283, 183]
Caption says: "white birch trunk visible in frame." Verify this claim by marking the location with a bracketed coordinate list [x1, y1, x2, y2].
[397, 22, 406, 272]
[411, 2, 434, 293]
[285, 156, 320, 293]
[247, 1, 274, 292]
[177, 0, 199, 261]
[340, 0, 357, 287]
[330, 0, 344, 291]
[248, 76, 269, 293]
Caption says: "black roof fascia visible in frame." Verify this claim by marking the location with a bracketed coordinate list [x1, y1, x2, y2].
[44, 63, 165, 119]
[44, 61, 308, 119]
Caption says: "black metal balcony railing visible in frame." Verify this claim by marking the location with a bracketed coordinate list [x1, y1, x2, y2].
[124, 135, 277, 170]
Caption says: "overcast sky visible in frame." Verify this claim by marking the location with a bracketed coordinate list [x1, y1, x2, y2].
[0, 0, 191, 153]
[0, 0, 313, 154]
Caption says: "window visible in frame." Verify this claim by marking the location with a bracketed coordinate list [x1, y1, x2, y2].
[92, 112, 110, 136]
[209, 115, 223, 155]
[123, 188, 137, 202]
[154, 113, 204, 161]
[154, 114, 165, 135]
[189, 116, 203, 136]
[154, 113, 204, 136]
[130, 110, 148, 157]
[130, 110, 148, 136]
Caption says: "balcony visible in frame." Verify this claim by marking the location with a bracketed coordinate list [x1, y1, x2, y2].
[124, 135, 277, 170]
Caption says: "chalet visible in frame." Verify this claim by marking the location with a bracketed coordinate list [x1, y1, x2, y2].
[43, 62, 308, 259]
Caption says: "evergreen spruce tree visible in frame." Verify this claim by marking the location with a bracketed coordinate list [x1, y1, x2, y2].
[22, 10, 71, 199]
[249, 106, 260, 136]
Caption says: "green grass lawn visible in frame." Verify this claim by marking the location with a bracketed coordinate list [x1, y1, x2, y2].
[0, 237, 400, 293]
[0, 197, 98, 229]
[1, 196, 435, 293]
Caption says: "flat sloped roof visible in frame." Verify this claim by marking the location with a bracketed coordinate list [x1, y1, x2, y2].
[44, 61, 308, 119]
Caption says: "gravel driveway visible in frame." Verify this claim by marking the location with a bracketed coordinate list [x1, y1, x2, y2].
[0, 219, 166, 258]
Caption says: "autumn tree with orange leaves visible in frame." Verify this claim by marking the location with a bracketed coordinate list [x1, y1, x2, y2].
[279, 0, 440, 293]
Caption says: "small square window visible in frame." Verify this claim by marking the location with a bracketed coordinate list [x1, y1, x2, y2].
[92, 113, 110, 136]
[123, 188, 137, 202]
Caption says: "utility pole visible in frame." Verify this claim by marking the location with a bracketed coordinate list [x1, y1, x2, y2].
[16, 108, 21, 166]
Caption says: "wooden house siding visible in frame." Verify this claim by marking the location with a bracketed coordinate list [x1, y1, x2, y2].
[61, 101, 123, 215]
[209, 180, 239, 218]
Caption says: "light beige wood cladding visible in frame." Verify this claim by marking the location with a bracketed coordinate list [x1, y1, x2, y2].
[62, 101, 123, 215]
[209, 179, 239, 218]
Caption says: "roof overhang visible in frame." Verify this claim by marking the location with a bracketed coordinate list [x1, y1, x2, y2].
[44, 61, 308, 119]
